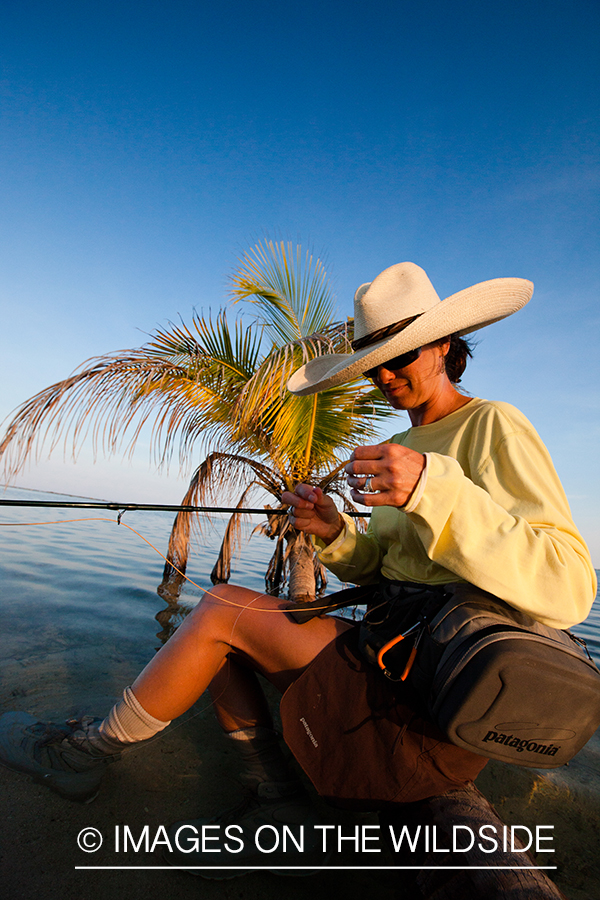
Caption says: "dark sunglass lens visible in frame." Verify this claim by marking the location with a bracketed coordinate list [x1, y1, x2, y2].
[366, 347, 421, 379]
[386, 348, 421, 369]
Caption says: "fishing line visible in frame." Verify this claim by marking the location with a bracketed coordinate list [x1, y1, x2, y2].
[0, 513, 354, 616]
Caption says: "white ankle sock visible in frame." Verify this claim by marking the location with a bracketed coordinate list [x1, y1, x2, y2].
[99, 686, 171, 745]
[227, 726, 277, 743]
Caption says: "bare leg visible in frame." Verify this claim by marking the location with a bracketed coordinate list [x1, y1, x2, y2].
[132, 583, 351, 723]
[208, 657, 273, 732]
[207, 657, 301, 789]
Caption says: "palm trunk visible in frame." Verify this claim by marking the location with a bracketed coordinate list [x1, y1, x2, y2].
[286, 531, 317, 603]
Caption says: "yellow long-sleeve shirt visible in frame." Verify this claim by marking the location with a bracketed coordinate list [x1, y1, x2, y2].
[315, 398, 597, 629]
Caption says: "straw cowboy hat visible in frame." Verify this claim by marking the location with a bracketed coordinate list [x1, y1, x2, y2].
[287, 262, 533, 395]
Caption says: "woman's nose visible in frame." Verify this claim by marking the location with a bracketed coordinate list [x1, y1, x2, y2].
[376, 366, 395, 384]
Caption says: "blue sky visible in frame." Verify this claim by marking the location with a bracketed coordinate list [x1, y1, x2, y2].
[0, 0, 598, 561]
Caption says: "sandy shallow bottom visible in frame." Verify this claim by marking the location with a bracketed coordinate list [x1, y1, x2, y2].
[1, 647, 598, 900]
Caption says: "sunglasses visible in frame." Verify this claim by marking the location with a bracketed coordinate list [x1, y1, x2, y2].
[364, 347, 422, 380]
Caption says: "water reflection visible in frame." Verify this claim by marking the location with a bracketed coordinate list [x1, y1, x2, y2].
[155, 577, 191, 643]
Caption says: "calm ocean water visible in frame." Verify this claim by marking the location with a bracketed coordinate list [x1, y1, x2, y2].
[0, 484, 599, 716]
[0, 485, 292, 715]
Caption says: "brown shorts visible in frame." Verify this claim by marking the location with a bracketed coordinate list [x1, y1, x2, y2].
[280, 624, 487, 809]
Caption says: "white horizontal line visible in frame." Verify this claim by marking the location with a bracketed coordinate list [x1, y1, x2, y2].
[75, 865, 558, 871]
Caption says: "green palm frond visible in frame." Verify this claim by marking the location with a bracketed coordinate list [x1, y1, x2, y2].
[0, 311, 268, 476]
[267, 385, 392, 481]
[231, 240, 336, 344]
[230, 320, 392, 481]
[148, 311, 263, 380]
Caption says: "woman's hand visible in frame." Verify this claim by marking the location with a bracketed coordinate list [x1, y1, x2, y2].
[345, 443, 425, 508]
[282, 484, 344, 545]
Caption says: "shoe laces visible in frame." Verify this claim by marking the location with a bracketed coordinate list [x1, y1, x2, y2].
[32, 721, 74, 749]
[64, 716, 100, 751]
[30, 717, 103, 763]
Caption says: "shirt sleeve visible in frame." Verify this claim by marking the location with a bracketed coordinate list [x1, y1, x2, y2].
[407, 432, 597, 629]
[312, 513, 385, 585]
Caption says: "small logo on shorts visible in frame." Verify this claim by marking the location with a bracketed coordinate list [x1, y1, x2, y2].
[300, 717, 319, 748]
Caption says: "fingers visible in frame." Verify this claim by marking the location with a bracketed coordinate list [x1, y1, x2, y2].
[349, 486, 383, 507]
[282, 484, 318, 509]
[282, 442, 424, 518]
[345, 444, 386, 477]
[282, 485, 342, 542]
[350, 444, 386, 460]
[345, 444, 425, 508]
[288, 509, 314, 530]
[281, 488, 313, 531]
[345, 442, 409, 476]
[346, 473, 378, 493]
[344, 463, 384, 505]
[348, 478, 384, 506]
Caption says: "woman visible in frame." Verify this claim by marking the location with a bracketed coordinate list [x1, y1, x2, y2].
[0, 263, 595, 883]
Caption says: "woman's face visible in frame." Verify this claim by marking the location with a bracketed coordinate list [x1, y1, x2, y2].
[369, 341, 450, 412]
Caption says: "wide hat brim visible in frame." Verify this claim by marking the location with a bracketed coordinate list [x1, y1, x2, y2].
[287, 275, 533, 396]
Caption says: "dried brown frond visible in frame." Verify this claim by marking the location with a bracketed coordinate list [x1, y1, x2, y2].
[160, 451, 285, 591]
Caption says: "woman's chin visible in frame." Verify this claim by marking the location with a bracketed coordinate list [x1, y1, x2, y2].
[384, 388, 412, 409]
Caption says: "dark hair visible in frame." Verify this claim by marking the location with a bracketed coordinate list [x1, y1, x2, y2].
[441, 334, 474, 384]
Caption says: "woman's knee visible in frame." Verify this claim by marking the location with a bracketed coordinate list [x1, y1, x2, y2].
[186, 583, 232, 627]
[199, 582, 269, 611]
[191, 582, 280, 632]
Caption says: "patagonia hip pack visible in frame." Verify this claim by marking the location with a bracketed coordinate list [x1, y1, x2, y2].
[290, 581, 600, 768]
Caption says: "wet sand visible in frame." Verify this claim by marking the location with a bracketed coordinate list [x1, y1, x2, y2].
[477, 739, 600, 900]
[1, 669, 598, 900]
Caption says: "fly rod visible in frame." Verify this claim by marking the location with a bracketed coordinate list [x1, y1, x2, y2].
[0, 499, 370, 516]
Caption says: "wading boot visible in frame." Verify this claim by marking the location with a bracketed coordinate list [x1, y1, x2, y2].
[0, 711, 124, 802]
